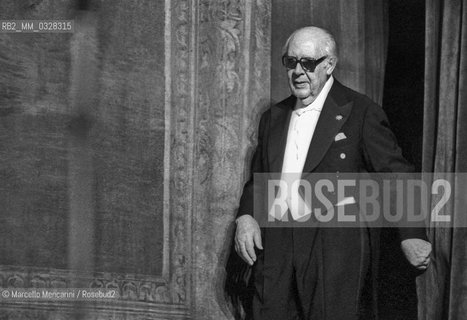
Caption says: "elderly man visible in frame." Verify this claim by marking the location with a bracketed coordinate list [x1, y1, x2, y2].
[235, 26, 431, 320]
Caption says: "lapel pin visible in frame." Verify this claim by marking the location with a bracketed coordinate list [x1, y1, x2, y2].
[336, 115, 343, 121]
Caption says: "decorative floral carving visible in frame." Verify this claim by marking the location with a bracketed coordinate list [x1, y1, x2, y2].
[0, 266, 172, 304]
[155, 284, 171, 303]
[122, 281, 138, 300]
[7, 274, 24, 288]
[171, 0, 193, 307]
[30, 276, 46, 288]
[139, 281, 155, 301]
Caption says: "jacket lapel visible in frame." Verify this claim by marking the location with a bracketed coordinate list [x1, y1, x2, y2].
[268, 96, 294, 173]
[302, 81, 353, 172]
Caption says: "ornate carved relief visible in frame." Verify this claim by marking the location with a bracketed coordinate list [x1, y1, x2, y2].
[190, 1, 270, 319]
[170, 0, 195, 308]
[0, 265, 186, 318]
[0, 266, 171, 303]
[196, 0, 245, 200]
[252, 0, 272, 111]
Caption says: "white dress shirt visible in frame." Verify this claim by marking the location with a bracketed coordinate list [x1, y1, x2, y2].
[277, 76, 334, 220]
[281, 76, 334, 174]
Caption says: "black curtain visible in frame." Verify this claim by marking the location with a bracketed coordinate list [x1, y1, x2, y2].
[418, 0, 467, 319]
[380, 1, 426, 320]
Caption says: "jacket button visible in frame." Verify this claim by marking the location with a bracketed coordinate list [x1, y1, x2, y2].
[340, 153, 346, 159]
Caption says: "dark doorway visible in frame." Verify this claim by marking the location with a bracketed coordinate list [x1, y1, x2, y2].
[379, 1, 425, 320]
[383, 1, 425, 171]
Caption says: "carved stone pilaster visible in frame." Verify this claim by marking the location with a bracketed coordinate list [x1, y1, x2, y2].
[191, 0, 271, 319]
[169, 0, 196, 308]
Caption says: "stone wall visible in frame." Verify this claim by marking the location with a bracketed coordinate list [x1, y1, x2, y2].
[0, 0, 271, 319]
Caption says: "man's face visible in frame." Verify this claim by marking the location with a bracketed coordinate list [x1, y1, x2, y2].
[286, 33, 334, 106]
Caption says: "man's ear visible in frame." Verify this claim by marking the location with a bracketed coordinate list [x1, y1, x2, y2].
[326, 57, 337, 75]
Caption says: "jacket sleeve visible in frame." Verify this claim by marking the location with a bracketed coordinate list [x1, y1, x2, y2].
[362, 103, 427, 241]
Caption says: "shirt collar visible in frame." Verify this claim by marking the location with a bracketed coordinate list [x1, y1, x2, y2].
[294, 75, 334, 115]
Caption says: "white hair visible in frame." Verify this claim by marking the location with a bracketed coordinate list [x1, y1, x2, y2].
[282, 26, 338, 59]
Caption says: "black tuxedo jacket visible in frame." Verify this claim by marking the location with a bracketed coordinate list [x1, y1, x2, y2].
[239, 79, 425, 238]
[236, 79, 426, 314]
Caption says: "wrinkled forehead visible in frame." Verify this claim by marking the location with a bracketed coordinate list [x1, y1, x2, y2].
[287, 31, 324, 58]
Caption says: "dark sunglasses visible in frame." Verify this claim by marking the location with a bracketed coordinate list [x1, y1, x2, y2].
[282, 55, 327, 72]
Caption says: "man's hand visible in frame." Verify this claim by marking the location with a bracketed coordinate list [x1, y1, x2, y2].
[401, 238, 432, 270]
[235, 215, 263, 266]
